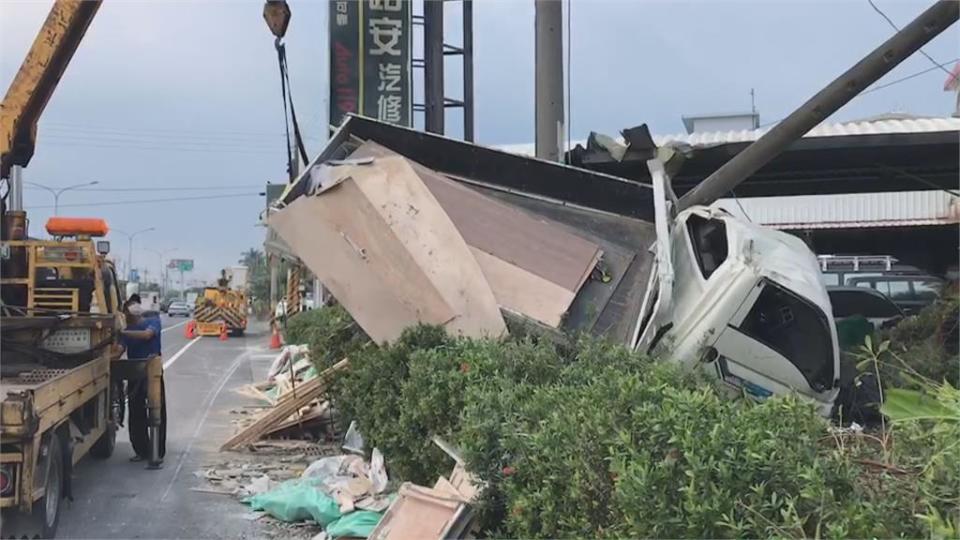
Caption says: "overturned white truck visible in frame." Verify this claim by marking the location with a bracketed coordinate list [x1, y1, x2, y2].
[266, 115, 840, 416]
[636, 160, 838, 415]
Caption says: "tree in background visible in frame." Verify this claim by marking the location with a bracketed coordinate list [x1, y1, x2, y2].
[240, 247, 271, 316]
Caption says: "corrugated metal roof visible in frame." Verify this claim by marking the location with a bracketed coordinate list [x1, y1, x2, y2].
[654, 117, 960, 148]
[712, 190, 960, 230]
[495, 116, 960, 155]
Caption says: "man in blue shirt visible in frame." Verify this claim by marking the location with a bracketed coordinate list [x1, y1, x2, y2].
[121, 301, 166, 462]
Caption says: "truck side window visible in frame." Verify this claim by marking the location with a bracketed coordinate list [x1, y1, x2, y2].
[737, 280, 834, 391]
[686, 215, 728, 279]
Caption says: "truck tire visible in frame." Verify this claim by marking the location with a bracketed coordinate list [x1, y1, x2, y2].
[12, 438, 64, 539]
[89, 422, 116, 460]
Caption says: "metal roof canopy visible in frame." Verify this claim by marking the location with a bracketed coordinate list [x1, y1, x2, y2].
[571, 128, 958, 198]
[283, 114, 656, 220]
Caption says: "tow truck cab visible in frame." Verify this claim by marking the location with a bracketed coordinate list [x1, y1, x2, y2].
[635, 206, 840, 417]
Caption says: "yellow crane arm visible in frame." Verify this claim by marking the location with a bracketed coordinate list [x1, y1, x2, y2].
[0, 0, 102, 179]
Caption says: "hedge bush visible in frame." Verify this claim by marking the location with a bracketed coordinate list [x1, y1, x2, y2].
[283, 305, 371, 370]
[289, 308, 957, 538]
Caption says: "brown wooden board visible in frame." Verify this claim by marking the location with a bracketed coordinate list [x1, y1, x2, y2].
[351, 142, 603, 293]
[270, 157, 505, 343]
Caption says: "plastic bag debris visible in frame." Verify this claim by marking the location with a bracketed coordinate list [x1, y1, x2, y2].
[247, 478, 342, 525]
[325, 510, 383, 539]
[342, 421, 365, 454]
[369, 448, 388, 494]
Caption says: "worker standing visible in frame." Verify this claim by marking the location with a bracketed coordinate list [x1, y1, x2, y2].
[120, 300, 167, 462]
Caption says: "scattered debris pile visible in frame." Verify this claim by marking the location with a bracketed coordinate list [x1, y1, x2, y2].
[223, 347, 346, 450]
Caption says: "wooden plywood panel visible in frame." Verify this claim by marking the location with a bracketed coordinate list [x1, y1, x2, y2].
[368, 483, 470, 540]
[351, 142, 603, 293]
[348, 157, 506, 340]
[269, 182, 456, 344]
[270, 158, 505, 343]
[470, 247, 575, 328]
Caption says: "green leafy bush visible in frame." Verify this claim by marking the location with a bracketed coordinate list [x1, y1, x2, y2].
[284, 305, 371, 371]
[292, 310, 956, 538]
[879, 289, 959, 388]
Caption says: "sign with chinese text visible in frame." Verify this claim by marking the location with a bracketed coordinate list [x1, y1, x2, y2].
[168, 259, 194, 272]
[329, 0, 412, 128]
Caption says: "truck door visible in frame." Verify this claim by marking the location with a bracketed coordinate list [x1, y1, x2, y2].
[710, 279, 836, 403]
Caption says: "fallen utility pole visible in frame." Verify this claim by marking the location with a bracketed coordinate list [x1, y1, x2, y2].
[678, 0, 959, 210]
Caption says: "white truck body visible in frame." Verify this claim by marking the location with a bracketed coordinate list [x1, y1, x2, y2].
[635, 162, 840, 417]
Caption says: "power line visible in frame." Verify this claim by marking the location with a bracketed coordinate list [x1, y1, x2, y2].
[867, 0, 953, 77]
[30, 192, 262, 209]
[860, 57, 960, 95]
[756, 57, 960, 128]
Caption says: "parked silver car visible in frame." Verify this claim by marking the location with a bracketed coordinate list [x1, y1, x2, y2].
[167, 301, 193, 317]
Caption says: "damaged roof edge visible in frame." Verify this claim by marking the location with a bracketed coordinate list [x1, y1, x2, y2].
[281, 114, 656, 221]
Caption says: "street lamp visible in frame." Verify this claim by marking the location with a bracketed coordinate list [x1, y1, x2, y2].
[24, 180, 99, 215]
[113, 227, 155, 281]
[146, 247, 177, 296]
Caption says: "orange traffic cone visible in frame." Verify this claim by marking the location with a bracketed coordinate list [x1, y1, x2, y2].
[219, 325, 228, 341]
[269, 325, 282, 350]
[184, 320, 196, 339]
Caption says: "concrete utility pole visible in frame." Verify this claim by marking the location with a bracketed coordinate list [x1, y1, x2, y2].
[535, 0, 564, 162]
[678, 0, 959, 210]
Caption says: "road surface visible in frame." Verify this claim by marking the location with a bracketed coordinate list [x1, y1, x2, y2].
[56, 314, 279, 539]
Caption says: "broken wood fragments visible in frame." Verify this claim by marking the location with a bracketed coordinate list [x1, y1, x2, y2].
[221, 359, 348, 451]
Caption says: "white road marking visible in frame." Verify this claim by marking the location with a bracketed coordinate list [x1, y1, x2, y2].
[161, 319, 188, 334]
[162, 337, 201, 370]
[160, 345, 251, 502]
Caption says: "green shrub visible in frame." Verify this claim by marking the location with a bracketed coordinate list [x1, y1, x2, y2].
[284, 305, 371, 371]
[317, 317, 956, 538]
[879, 289, 959, 388]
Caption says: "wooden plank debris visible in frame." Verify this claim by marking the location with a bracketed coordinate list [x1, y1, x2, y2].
[368, 483, 474, 540]
[220, 359, 348, 451]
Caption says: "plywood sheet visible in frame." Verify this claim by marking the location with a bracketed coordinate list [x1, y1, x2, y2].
[351, 142, 603, 293]
[470, 247, 574, 328]
[269, 157, 505, 343]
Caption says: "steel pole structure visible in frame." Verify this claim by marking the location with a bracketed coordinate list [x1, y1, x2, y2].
[423, 0, 445, 134]
[678, 0, 959, 211]
[535, 0, 564, 162]
[463, 0, 475, 142]
[9, 166, 23, 211]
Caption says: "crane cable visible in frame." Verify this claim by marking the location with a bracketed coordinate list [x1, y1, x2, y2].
[274, 38, 309, 182]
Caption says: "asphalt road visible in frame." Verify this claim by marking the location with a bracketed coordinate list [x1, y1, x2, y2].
[56, 314, 278, 539]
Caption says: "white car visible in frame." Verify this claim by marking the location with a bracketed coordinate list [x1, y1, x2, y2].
[167, 301, 192, 317]
[634, 162, 840, 417]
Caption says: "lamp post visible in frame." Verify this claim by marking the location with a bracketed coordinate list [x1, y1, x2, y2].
[23, 180, 99, 215]
[146, 247, 177, 297]
[113, 227, 155, 282]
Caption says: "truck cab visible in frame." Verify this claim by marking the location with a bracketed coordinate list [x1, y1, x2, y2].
[635, 202, 840, 417]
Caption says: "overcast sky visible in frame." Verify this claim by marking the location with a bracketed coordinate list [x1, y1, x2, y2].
[2, 0, 956, 284]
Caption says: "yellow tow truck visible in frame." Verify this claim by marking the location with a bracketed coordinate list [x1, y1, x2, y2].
[0, 217, 130, 537]
[192, 270, 248, 337]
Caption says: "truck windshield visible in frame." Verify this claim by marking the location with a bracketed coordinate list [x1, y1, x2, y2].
[737, 280, 834, 391]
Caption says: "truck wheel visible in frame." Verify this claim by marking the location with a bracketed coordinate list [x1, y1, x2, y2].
[89, 422, 116, 460]
[33, 439, 63, 539]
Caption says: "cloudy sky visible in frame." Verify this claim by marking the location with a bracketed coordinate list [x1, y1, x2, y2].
[2, 0, 956, 284]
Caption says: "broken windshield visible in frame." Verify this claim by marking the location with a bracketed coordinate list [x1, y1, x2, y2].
[737, 280, 834, 391]
[686, 214, 728, 280]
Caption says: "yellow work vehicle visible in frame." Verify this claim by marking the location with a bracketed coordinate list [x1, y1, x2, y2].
[192, 270, 248, 337]
[0, 217, 127, 537]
